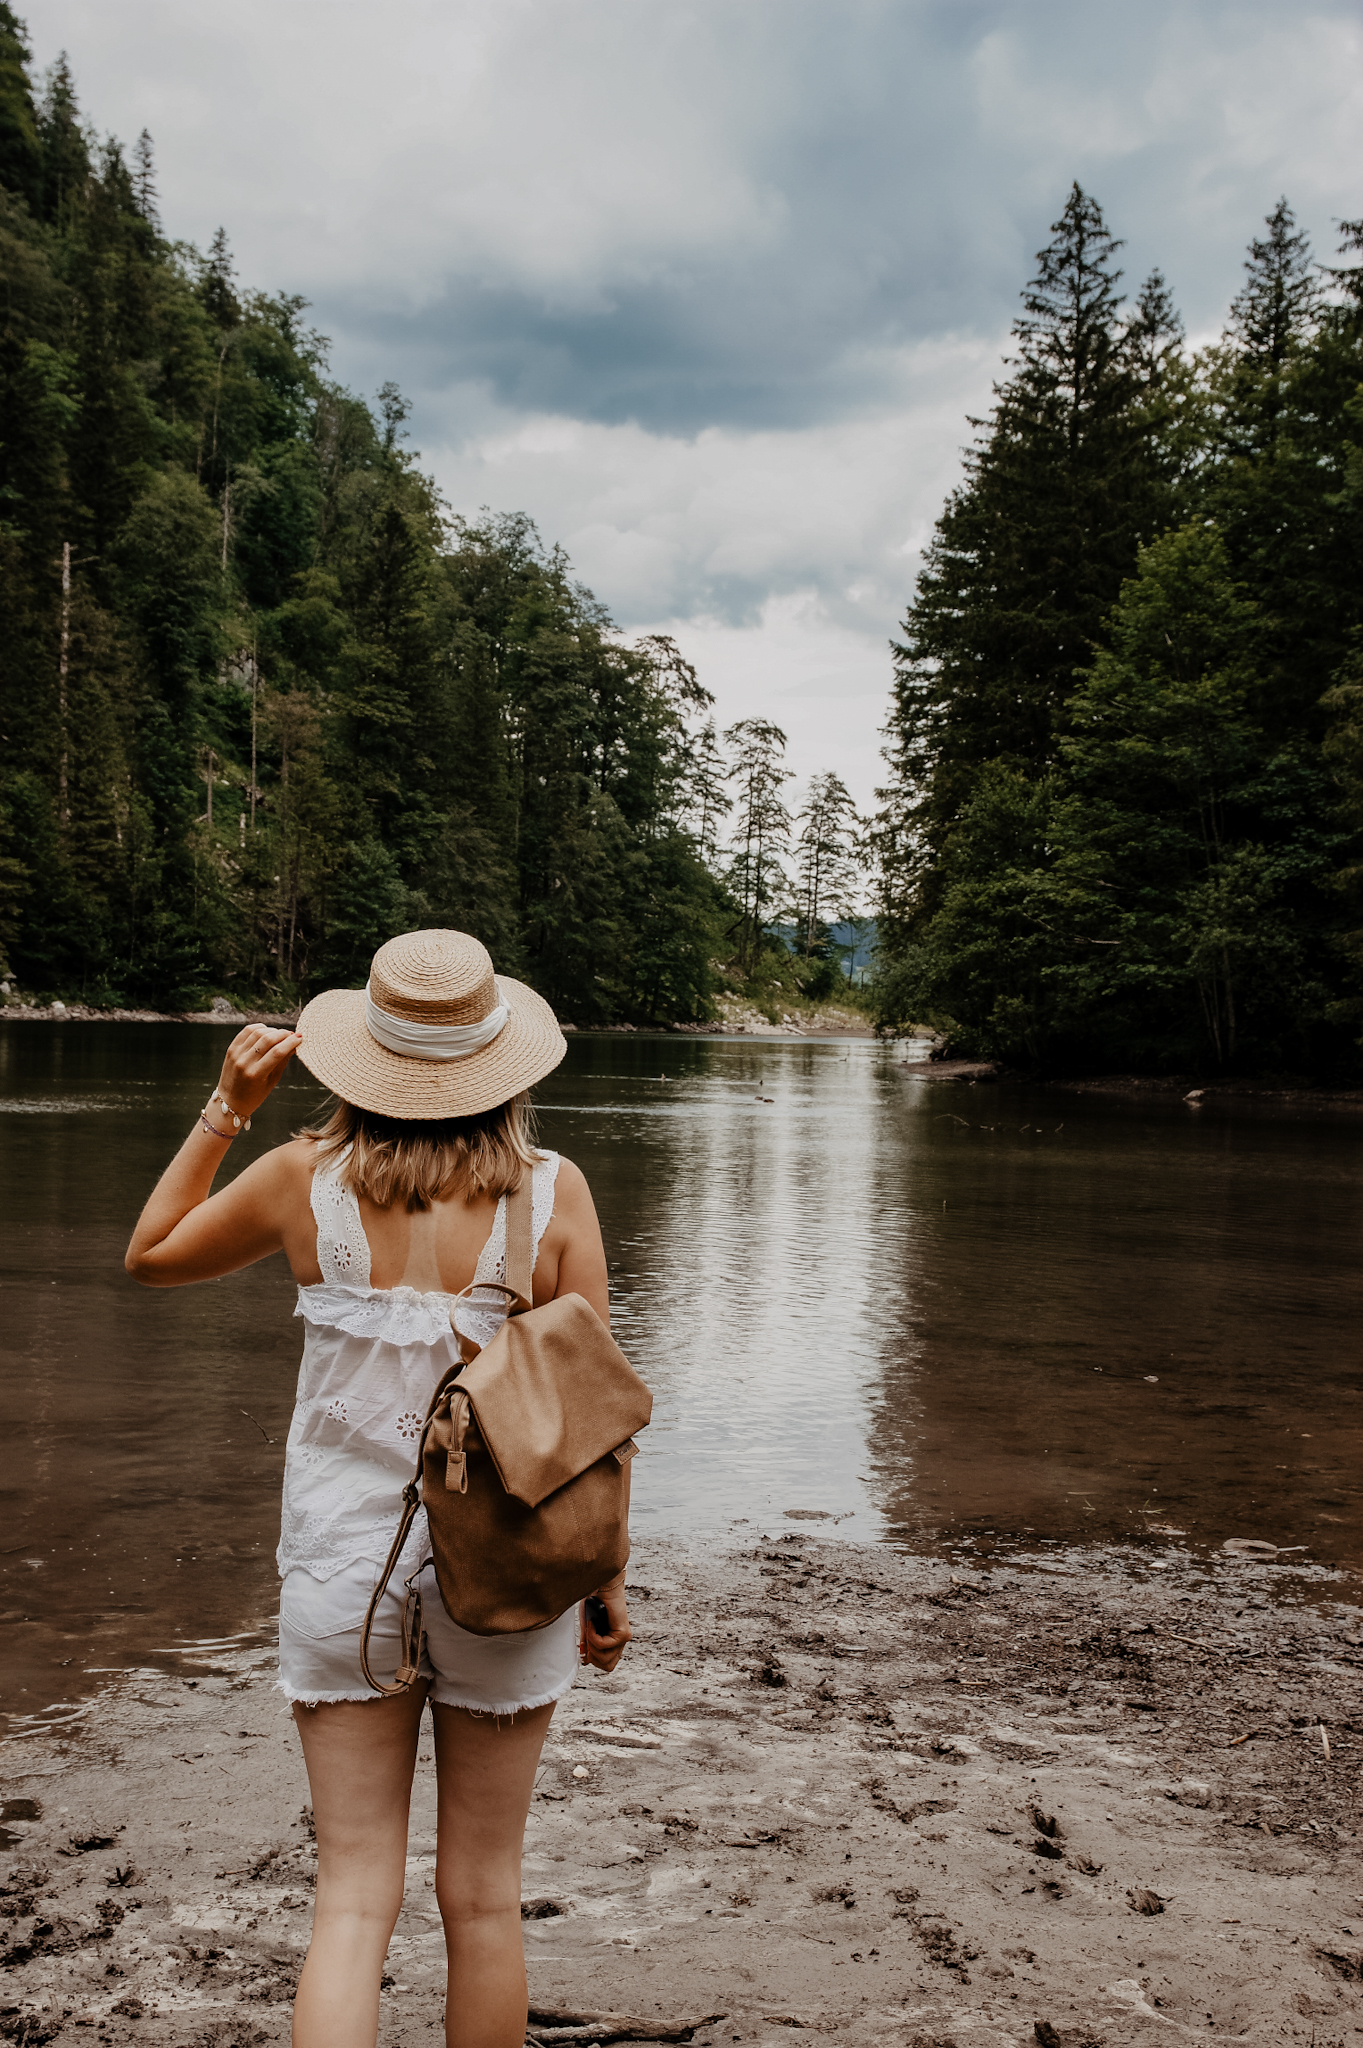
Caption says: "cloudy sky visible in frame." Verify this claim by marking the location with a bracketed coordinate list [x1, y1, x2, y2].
[27, 0, 1363, 808]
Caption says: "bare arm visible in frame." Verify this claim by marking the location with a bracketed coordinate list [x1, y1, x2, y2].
[125, 1026, 303, 1286]
[533, 1155, 610, 1324]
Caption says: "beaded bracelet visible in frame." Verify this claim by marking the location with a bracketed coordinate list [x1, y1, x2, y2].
[199, 1113, 236, 1140]
[208, 1089, 252, 1133]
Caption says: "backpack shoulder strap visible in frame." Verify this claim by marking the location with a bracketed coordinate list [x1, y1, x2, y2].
[505, 1169, 534, 1313]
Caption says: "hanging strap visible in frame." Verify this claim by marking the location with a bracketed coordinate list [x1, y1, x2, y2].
[359, 1478, 427, 1696]
[358, 1167, 537, 1695]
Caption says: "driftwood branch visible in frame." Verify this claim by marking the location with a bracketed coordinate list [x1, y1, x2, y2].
[526, 2011, 725, 2045]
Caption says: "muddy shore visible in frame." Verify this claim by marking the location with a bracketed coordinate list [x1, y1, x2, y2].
[2, 1535, 1360, 2045]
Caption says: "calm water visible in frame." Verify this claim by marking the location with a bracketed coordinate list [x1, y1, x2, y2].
[2, 1021, 1361, 1732]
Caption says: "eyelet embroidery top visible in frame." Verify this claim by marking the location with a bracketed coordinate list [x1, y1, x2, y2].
[277, 1148, 561, 1583]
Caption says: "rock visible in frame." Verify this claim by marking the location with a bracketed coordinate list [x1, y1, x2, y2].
[1126, 1886, 1165, 1915]
[1223, 1539, 1278, 1558]
[51, 999, 67, 1018]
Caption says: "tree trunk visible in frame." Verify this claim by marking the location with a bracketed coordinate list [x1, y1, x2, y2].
[57, 541, 70, 834]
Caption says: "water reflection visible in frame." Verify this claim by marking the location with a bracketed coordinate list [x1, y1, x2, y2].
[1, 1020, 1360, 1729]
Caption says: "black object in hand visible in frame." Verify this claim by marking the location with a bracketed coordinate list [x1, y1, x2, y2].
[585, 1594, 609, 1637]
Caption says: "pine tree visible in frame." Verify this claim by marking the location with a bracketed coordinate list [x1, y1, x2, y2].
[877, 185, 1183, 1006]
[683, 720, 731, 863]
[724, 719, 789, 974]
[882, 187, 1175, 855]
[200, 226, 238, 330]
[793, 772, 860, 956]
[1228, 198, 1321, 384]
[1210, 201, 1360, 744]
[36, 54, 87, 231]
[131, 127, 158, 231]
[0, 2, 39, 211]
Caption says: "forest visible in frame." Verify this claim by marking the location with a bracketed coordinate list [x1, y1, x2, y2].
[3, 8, 1361, 1074]
[874, 185, 1363, 1079]
[0, 11, 862, 1025]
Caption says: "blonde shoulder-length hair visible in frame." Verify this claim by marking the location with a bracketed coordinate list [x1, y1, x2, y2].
[303, 1092, 541, 1210]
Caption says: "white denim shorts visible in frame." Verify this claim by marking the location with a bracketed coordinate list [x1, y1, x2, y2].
[277, 1557, 580, 1715]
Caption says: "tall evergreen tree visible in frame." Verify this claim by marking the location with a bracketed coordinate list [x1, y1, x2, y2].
[1227, 198, 1321, 388]
[793, 773, 860, 957]
[0, 2, 38, 210]
[874, 188, 1363, 1078]
[1208, 201, 1361, 744]
[881, 187, 1180, 858]
[877, 185, 1188, 1012]
[36, 54, 87, 231]
[131, 127, 158, 230]
[724, 719, 790, 974]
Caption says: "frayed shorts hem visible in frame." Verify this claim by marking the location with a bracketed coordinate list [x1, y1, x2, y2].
[277, 1557, 580, 1717]
[276, 1673, 578, 1716]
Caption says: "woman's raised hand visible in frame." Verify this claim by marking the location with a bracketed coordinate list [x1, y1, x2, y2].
[218, 1025, 302, 1121]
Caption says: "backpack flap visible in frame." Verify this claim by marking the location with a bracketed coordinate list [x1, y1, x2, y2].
[457, 1292, 652, 1508]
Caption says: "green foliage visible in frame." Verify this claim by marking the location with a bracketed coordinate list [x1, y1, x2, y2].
[722, 718, 791, 975]
[876, 189, 1363, 1078]
[792, 771, 861, 958]
[0, 25, 727, 1020]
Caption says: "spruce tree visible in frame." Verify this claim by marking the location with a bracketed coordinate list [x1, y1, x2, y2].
[1228, 198, 1321, 390]
[36, 54, 87, 230]
[877, 185, 1183, 997]
[0, 3, 39, 211]
[724, 719, 790, 974]
[793, 773, 860, 956]
[131, 127, 159, 231]
[199, 226, 238, 330]
[1210, 201, 1360, 743]
[883, 187, 1175, 847]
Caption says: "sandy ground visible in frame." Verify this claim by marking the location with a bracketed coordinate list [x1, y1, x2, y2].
[2, 1535, 1361, 2047]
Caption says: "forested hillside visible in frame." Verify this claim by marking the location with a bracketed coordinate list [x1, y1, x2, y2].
[875, 185, 1363, 1078]
[0, 12, 798, 1022]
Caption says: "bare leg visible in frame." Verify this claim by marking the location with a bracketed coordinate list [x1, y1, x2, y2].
[291, 1688, 429, 2048]
[433, 1700, 555, 2048]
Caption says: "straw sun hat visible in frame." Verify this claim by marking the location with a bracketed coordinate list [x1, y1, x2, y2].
[295, 930, 567, 1119]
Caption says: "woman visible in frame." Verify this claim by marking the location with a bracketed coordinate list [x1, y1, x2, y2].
[125, 929, 629, 2048]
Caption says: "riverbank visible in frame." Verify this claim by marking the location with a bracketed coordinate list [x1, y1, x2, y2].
[898, 1057, 1363, 1113]
[2, 1536, 1359, 2044]
[0, 1000, 300, 1027]
[0, 998, 878, 1038]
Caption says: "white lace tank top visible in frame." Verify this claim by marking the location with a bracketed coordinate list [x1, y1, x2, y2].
[278, 1148, 561, 1581]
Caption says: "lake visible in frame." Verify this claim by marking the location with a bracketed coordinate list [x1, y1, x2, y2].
[2, 1020, 1360, 1735]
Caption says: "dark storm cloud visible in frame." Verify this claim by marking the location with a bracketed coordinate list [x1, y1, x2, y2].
[313, 0, 1362, 435]
[26, 0, 1362, 791]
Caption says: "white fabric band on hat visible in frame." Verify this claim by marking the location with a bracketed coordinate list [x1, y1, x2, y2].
[364, 980, 510, 1062]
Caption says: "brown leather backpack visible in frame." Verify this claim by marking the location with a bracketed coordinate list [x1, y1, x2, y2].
[360, 1172, 651, 1694]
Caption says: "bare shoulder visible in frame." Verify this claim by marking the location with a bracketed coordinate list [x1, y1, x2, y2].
[543, 1152, 599, 1220]
[546, 1151, 588, 1193]
[242, 1132, 318, 1193]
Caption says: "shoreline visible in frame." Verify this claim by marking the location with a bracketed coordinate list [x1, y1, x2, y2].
[898, 1057, 1363, 1114]
[2, 1535, 1359, 2043]
[0, 1005, 877, 1040]
[6, 1012, 1359, 1102]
